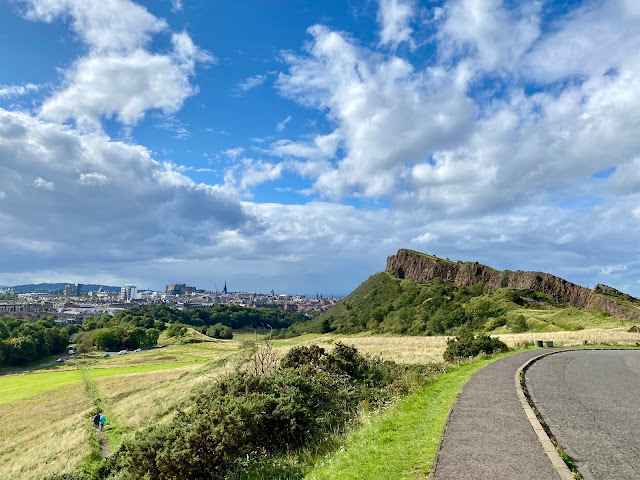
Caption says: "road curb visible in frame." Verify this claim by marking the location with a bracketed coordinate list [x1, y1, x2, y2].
[515, 350, 576, 480]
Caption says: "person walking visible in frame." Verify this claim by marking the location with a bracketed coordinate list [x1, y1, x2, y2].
[92, 412, 101, 430]
[100, 413, 107, 432]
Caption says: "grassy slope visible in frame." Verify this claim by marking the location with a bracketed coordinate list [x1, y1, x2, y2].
[312, 272, 634, 335]
[307, 351, 515, 480]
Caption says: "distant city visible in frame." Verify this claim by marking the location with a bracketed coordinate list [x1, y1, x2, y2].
[0, 282, 341, 324]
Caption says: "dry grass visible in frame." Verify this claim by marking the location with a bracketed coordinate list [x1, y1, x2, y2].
[495, 328, 640, 348]
[293, 329, 640, 365]
[0, 382, 96, 480]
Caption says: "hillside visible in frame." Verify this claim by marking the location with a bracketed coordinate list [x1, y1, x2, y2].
[282, 249, 640, 337]
[387, 249, 640, 322]
[8, 283, 121, 294]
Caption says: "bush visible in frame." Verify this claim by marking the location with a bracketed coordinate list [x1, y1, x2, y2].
[94, 344, 430, 480]
[507, 314, 529, 333]
[443, 333, 509, 362]
[206, 322, 233, 339]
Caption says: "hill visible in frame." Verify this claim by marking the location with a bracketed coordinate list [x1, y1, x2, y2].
[281, 249, 639, 336]
[8, 283, 121, 294]
[386, 249, 640, 321]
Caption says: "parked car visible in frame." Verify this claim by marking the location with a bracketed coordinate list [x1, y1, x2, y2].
[118, 350, 127, 355]
[134, 348, 142, 352]
[102, 353, 110, 358]
[68, 349, 75, 355]
[56, 358, 63, 363]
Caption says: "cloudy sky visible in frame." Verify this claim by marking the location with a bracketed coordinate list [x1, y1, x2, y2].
[0, 0, 639, 296]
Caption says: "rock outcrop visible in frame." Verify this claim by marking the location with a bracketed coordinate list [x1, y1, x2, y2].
[386, 249, 640, 322]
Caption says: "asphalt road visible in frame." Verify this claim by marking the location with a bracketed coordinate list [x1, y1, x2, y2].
[433, 350, 560, 479]
[526, 350, 640, 480]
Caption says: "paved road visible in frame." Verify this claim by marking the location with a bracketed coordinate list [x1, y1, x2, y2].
[526, 350, 640, 480]
[434, 350, 560, 479]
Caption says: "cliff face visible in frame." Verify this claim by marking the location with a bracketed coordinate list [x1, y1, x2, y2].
[386, 249, 640, 321]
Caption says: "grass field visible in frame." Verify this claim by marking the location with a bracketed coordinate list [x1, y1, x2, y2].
[0, 339, 237, 480]
[1, 322, 639, 480]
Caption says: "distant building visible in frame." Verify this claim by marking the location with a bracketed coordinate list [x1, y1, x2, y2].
[223, 281, 228, 295]
[65, 284, 82, 297]
[121, 284, 137, 302]
[166, 283, 196, 296]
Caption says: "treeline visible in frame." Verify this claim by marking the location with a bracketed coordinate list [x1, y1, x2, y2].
[281, 273, 542, 337]
[76, 305, 309, 351]
[0, 317, 70, 366]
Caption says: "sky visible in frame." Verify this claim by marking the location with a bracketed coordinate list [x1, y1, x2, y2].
[0, 0, 639, 296]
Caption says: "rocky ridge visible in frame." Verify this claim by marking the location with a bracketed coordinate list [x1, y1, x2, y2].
[386, 249, 640, 322]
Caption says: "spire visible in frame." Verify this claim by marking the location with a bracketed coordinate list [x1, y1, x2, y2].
[223, 281, 227, 295]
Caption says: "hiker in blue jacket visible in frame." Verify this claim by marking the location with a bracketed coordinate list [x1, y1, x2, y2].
[100, 413, 107, 431]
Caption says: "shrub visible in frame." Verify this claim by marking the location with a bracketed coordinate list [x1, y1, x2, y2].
[507, 314, 529, 333]
[443, 333, 509, 362]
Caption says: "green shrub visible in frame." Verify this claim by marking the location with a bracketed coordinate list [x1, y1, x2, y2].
[443, 333, 509, 362]
[94, 344, 430, 480]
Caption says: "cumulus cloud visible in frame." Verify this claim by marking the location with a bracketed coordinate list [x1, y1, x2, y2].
[0, 108, 253, 271]
[377, 0, 416, 49]
[20, 0, 213, 127]
[78, 172, 109, 186]
[33, 177, 55, 190]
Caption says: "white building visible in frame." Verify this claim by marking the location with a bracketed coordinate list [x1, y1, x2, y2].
[121, 284, 137, 302]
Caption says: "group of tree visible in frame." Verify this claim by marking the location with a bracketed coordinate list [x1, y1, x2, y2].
[74, 304, 307, 352]
[280, 273, 539, 337]
[0, 317, 70, 366]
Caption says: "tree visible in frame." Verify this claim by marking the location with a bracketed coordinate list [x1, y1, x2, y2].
[8, 336, 37, 365]
[206, 323, 233, 340]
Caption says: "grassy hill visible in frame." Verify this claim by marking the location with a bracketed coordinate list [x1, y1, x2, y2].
[282, 272, 634, 337]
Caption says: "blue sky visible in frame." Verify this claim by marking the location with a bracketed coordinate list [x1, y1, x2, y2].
[0, 0, 639, 296]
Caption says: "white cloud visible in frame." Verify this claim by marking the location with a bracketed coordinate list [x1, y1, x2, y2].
[33, 177, 55, 190]
[78, 172, 109, 186]
[437, 0, 541, 72]
[0, 191, 6, 199]
[21, 1, 213, 127]
[377, 0, 416, 49]
[275, 115, 292, 132]
[223, 147, 244, 159]
[0, 108, 253, 271]
[411, 232, 439, 244]
[238, 159, 283, 189]
[236, 74, 267, 93]
[0, 83, 39, 98]
[171, 0, 183, 13]
[21, 0, 168, 53]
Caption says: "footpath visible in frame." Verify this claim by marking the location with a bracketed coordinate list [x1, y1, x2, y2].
[432, 349, 560, 479]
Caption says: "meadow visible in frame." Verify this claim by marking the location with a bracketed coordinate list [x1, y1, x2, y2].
[0, 321, 639, 479]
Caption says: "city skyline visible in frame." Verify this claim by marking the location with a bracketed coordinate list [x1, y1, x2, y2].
[1, 1, 639, 296]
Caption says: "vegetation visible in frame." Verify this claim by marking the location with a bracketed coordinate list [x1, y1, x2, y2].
[443, 333, 509, 362]
[307, 351, 514, 480]
[42, 343, 431, 480]
[0, 316, 70, 366]
[281, 273, 634, 337]
[76, 305, 304, 351]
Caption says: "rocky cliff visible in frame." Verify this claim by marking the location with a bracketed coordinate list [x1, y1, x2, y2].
[386, 249, 640, 322]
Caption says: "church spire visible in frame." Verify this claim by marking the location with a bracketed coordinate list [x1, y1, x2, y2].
[223, 281, 227, 295]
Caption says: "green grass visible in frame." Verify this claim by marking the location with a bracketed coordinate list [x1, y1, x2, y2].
[306, 350, 517, 480]
[0, 370, 83, 405]
[0, 361, 202, 405]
